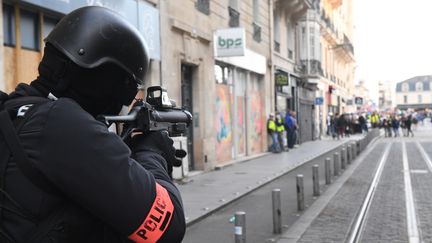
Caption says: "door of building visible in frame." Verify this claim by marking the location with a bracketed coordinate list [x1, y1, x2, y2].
[299, 101, 314, 143]
[181, 64, 195, 170]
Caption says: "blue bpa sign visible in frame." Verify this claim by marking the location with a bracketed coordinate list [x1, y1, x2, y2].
[315, 97, 324, 105]
[214, 28, 246, 57]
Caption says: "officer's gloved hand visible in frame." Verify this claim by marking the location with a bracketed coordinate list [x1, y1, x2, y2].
[129, 131, 184, 175]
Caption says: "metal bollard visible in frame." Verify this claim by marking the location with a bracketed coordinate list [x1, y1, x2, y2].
[296, 175, 305, 211]
[325, 157, 331, 185]
[235, 211, 246, 243]
[313, 165, 320, 196]
[272, 189, 282, 234]
[347, 145, 351, 164]
[341, 148, 346, 170]
[333, 152, 340, 176]
[356, 141, 361, 155]
[351, 143, 356, 160]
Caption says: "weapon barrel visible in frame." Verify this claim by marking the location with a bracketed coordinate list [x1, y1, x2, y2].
[151, 109, 192, 125]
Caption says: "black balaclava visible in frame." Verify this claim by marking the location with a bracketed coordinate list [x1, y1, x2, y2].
[32, 44, 138, 117]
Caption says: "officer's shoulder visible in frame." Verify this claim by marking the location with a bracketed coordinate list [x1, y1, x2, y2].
[48, 97, 94, 123]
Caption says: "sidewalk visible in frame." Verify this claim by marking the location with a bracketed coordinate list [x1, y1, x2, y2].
[177, 134, 365, 226]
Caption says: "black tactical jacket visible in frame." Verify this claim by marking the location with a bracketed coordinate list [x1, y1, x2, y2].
[0, 84, 185, 243]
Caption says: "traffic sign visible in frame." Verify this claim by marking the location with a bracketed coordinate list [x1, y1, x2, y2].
[315, 97, 324, 105]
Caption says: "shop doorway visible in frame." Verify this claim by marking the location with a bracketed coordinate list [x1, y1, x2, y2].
[181, 64, 195, 170]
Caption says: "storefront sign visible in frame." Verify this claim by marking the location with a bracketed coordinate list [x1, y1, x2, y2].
[355, 97, 363, 106]
[214, 28, 246, 57]
[315, 97, 324, 105]
[275, 70, 289, 86]
[22, 0, 161, 60]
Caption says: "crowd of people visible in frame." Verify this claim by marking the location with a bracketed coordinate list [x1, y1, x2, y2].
[267, 109, 428, 153]
[326, 113, 368, 140]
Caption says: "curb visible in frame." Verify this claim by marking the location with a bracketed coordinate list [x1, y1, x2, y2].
[185, 137, 366, 227]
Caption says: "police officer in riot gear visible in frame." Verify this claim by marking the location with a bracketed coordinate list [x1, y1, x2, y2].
[0, 6, 185, 242]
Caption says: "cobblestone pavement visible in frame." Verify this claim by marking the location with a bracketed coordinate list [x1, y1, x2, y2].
[360, 143, 408, 242]
[282, 122, 432, 243]
[413, 142, 432, 242]
[296, 143, 386, 242]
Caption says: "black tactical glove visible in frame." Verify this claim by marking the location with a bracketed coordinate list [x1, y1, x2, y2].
[129, 131, 185, 175]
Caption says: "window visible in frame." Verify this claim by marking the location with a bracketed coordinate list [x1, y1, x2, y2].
[273, 11, 280, 50]
[286, 21, 294, 59]
[3, 4, 16, 46]
[228, 6, 240, 27]
[20, 9, 40, 51]
[43, 16, 59, 38]
[252, 0, 261, 42]
[416, 82, 423, 91]
[215, 64, 229, 84]
[402, 83, 409, 92]
[310, 27, 315, 58]
[404, 95, 407, 104]
[418, 94, 422, 103]
[196, 0, 209, 15]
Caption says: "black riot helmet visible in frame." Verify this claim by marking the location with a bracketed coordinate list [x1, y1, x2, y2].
[45, 6, 149, 85]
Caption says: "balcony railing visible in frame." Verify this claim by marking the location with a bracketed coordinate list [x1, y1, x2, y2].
[343, 34, 354, 55]
[299, 59, 323, 77]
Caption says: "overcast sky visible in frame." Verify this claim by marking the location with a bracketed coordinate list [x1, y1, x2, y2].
[354, 0, 432, 99]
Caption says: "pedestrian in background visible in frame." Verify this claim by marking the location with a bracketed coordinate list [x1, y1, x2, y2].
[406, 115, 414, 137]
[391, 115, 400, 137]
[358, 114, 368, 134]
[284, 110, 294, 149]
[267, 113, 280, 153]
[383, 117, 392, 137]
[290, 111, 299, 148]
[276, 112, 286, 151]
[336, 113, 347, 140]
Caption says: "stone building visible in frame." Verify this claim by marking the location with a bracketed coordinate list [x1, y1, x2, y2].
[396, 75, 432, 111]
[318, 0, 356, 130]
[378, 80, 394, 112]
[0, 0, 272, 174]
[272, 0, 321, 143]
[159, 0, 271, 172]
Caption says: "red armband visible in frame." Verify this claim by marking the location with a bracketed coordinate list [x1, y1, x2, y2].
[128, 183, 174, 243]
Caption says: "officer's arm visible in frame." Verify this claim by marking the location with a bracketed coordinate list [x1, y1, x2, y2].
[38, 99, 185, 242]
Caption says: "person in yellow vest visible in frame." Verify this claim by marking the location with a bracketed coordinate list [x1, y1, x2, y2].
[370, 112, 380, 128]
[267, 113, 280, 153]
[276, 112, 286, 152]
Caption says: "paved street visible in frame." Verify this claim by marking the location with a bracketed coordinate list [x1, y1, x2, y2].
[179, 121, 432, 243]
[280, 121, 432, 243]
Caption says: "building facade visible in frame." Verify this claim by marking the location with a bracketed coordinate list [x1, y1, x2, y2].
[272, 0, 319, 143]
[1, 0, 358, 175]
[378, 80, 394, 112]
[318, 0, 355, 132]
[396, 76, 432, 110]
[158, 0, 272, 171]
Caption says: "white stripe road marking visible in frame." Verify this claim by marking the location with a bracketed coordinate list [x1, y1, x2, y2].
[416, 142, 432, 173]
[403, 142, 420, 243]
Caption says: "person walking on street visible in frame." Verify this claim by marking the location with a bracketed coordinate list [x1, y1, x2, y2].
[383, 118, 392, 137]
[391, 116, 400, 137]
[0, 6, 185, 243]
[267, 113, 280, 153]
[336, 113, 347, 140]
[284, 110, 294, 149]
[406, 115, 414, 137]
[358, 114, 368, 133]
[289, 111, 299, 148]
